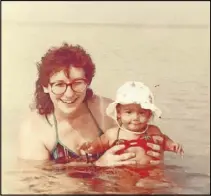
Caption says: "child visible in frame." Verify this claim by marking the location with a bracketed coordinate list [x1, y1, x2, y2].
[80, 81, 184, 167]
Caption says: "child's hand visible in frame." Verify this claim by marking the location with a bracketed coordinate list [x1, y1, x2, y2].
[78, 142, 92, 155]
[172, 143, 184, 157]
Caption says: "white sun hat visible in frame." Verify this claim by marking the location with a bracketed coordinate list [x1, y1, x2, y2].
[106, 81, 162, 122]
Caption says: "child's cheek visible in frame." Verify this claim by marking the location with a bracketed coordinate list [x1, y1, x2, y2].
[139, 116, 147, 123]
[121, 114, 130, 121]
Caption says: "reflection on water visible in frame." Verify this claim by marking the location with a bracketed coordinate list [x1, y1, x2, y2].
[3, 159, 210, 194]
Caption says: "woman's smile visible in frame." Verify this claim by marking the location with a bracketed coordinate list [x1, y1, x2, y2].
[60, 97, 78, 104]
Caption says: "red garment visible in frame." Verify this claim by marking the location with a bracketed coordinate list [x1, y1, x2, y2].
[112, 134, 159, 155]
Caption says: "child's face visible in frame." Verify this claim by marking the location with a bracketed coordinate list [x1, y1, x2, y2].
[117, 103, 152, 132]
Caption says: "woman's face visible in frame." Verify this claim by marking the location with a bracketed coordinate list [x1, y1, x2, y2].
[44, 66, 88, 115]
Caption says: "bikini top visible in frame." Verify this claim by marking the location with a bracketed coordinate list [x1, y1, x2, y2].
[46, 101, 104, 164]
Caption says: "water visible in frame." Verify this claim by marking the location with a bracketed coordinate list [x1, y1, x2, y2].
[2, 6, 210, 194]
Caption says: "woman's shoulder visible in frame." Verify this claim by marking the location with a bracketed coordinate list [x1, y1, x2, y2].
[19, 109, 51, 136]
[87, 93, 116, 131]
[89, 94, 113, 109]
[18, 109, 55, 159]
[105, 126, 119, 136]
[21, 109, 45, 123]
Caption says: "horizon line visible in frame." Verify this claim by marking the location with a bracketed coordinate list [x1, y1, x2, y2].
[3, 20, 210, 29]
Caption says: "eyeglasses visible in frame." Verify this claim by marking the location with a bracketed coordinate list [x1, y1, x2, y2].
[50, 78, 88, 95]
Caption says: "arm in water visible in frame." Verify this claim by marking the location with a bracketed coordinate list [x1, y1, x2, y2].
[79, 128, 165, 167]
[18, 116, 164, 168]
[78, 128, 137, 167]
[95, 136, 165, 167]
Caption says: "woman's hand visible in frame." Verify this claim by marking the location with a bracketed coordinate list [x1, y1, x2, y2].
[95, 135, 164, 167]
[146, 135, 164, 165]
[94, 144, 136, 167]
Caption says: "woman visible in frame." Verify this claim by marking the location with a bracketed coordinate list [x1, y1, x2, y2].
[18, 43, 164, 167]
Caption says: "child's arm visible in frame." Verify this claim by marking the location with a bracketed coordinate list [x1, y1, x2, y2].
[163, 134, 184, 156]
[148, 125, 184, 156]
[79, 127, 117, 156]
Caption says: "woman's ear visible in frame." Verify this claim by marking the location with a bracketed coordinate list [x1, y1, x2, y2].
[43, 86, 49, 93]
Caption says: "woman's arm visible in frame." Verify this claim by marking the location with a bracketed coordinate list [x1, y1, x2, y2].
[92, 129, 165, 167]
[144, 126, 166, 165]
[18, 118, 49, 160]
[94, 144, 137, 167]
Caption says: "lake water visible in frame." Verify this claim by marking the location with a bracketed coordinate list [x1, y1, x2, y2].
[2, 17, 210, 194]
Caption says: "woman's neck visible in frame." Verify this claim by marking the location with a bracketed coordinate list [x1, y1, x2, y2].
[54, 102, 88, 122]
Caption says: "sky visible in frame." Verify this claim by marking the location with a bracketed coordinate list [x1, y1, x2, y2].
[2, 1, 210, 25]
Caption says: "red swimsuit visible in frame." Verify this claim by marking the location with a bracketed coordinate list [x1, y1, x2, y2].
[113, 134, 155, 155]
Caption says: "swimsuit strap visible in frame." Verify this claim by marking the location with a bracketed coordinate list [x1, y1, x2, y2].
[45, 114, 59, 140]
[52, 112, 59, 141]
[47, 100, 103, 140]
[45, 114, 52, 126]
[85, 101, 104, 136]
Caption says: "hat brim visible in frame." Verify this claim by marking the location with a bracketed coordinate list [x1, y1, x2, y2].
[106, 102, 119, 122]
[106, 102, 162, 121]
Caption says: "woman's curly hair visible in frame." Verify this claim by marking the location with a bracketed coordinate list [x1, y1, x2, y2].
[32, 43, 96, 115]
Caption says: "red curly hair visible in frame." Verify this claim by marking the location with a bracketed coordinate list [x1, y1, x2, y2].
[32, 43, 96, 115]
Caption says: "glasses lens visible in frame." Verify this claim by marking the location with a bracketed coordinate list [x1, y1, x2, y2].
[51, 82, 67, 95]
[72, 80, 88, 93]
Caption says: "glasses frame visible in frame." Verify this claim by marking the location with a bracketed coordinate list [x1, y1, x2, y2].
[49, 78, 89, 95]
